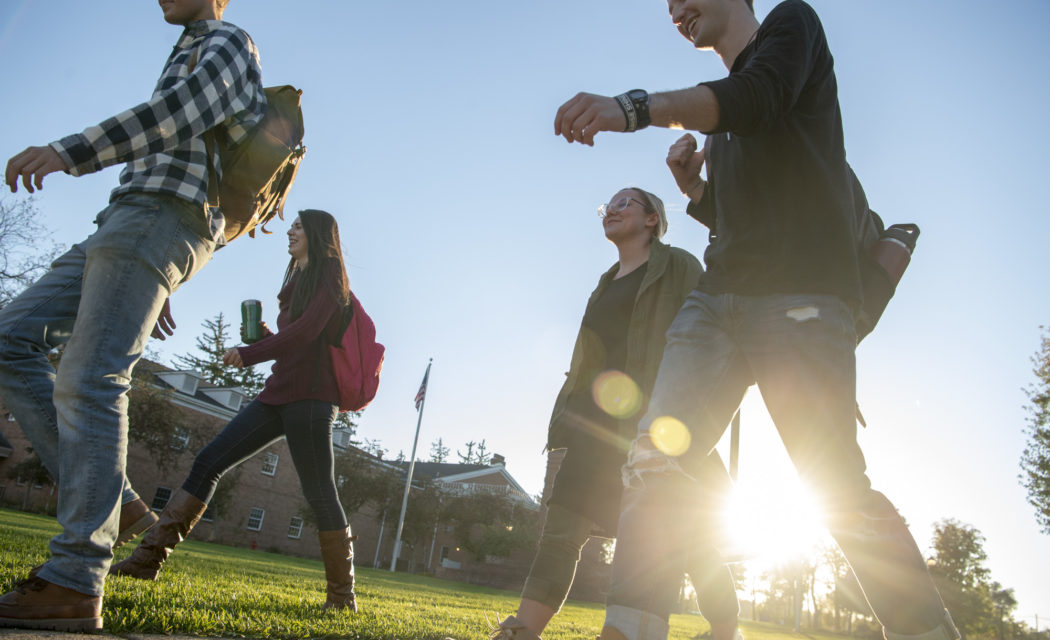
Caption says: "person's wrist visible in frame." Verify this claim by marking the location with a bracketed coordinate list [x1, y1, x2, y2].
[683, 177, 705, 200]
[615, 89, 651, 132]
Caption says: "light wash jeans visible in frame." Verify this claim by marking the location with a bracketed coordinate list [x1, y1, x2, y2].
[604, 291, 948, 640]
[0, 193, 215, 596]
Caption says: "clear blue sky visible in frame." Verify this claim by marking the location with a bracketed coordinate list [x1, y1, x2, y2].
[2, 0, 1048, 624]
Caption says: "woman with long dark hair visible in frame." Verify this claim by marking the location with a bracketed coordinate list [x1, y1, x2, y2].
[111, 210, 359, 612]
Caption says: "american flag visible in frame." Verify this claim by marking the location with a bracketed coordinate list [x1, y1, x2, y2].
[414, 363, 431, 410]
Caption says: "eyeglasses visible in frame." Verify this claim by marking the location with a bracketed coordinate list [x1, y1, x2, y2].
[597, 196, 652, 218]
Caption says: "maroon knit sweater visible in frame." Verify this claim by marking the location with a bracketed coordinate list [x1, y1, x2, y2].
[237, 261, 345, 405]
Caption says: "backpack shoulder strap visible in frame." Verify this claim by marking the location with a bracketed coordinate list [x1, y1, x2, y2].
[186, 43, 220, 207]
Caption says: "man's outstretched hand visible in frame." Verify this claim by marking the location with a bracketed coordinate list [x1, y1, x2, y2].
[554, 92, 627, 146]
[5, 145, 67, 193]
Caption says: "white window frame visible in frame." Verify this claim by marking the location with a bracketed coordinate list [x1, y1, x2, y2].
[261, 452, 279, 476]
[169, 427, 190, 450]
[287, 516, 304, 539]
[247, 507, 265, 531]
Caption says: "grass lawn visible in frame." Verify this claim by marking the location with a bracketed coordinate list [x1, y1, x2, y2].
[1, 508, 835, 640]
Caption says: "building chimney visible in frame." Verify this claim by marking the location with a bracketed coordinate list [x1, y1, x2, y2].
[490, 453, 505, 466]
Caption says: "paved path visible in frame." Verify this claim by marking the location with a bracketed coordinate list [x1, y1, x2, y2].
[0, 632, 213, 640]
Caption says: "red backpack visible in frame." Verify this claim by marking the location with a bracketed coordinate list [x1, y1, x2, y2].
[329, 294, 385, 412]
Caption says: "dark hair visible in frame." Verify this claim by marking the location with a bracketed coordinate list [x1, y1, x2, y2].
[284, 209, 350, 319]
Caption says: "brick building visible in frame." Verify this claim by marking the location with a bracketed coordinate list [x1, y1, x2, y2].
[0, 359, 548, 591]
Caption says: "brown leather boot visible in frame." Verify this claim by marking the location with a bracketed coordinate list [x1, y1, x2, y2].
[0, 576, 102, 632]
[109, 489, 206, 580]
[318, 527, 358, 611]
[27, 497, 162, 580]
[115, 497, 160, 549]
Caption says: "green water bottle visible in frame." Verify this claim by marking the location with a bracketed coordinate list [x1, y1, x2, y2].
[241, 299, 263, 344]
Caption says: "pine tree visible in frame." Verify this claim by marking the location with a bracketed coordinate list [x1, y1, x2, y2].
[173, 312, 265, 396]
[429, 437, 450, 463]
[473, 439, 492, 465]
[457, 440, 476, 464]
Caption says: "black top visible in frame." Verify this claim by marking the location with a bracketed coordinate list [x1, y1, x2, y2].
[551, 262, 648, 532]
[563, 262, 648, 426]
[687, 0, 861, 307]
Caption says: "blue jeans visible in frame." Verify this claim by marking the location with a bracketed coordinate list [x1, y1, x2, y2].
[182, 398, 348, 531]
[0, 193, 215, 596]
[604, 292, 946, 639]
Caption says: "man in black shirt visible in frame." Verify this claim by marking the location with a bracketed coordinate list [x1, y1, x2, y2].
[554, 2, 959, 640]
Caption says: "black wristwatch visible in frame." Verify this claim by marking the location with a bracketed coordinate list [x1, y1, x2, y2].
[615, 89, 651, 132]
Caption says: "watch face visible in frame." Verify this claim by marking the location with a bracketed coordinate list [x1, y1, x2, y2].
[628, 89, 648, 103]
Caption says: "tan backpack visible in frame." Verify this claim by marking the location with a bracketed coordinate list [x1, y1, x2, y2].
[190, 47, 306, 242]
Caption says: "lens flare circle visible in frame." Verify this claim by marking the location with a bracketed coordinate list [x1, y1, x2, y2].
[591, 370, 642, 419]
[649, 415, 691, 457]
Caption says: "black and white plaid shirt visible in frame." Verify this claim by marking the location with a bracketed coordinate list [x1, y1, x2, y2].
[51, 20, 266, 216]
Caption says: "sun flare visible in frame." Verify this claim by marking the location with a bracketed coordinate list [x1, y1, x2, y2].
[721, 479, 829, 566]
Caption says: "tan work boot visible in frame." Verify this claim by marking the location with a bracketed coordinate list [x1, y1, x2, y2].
[114, 497, 160, 549]
[27, 497, 162, 580]
[0, 576, 102, 632]
[318, 527, 358, 611]
[109, 489, 206, 580]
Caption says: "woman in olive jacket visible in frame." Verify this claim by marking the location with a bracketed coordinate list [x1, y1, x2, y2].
[490, 188, 738, 640]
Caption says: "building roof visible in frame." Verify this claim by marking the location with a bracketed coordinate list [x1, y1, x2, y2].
[135, 359, 248, 419]
[403, 461, 492, 479]
[395, 460, 537, 508]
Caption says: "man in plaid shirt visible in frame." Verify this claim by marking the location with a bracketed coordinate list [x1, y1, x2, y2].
[0, 0, 265, 630]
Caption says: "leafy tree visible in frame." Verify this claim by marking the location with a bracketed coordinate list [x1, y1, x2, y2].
[429, 438, 450, 463]
[6, 448, 54, 511]
[362, 438, 387, 460]
[441, 492, 537, 562]
[929, 518, 995, 638]
[173, 312, 265, 396]
[821, 542, 872, 631]
[0, 198, 63, 308]
[1020, 326, 1050, 534]
[989, 581, 1018, 640]
[126, 372, 205, 474]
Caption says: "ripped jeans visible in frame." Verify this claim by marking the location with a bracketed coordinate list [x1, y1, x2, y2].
[604, 292, 948, 640]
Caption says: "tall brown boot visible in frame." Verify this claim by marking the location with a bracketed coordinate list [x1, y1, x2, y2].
[318, 527, 358, 612]
[109, 489, 207, 580]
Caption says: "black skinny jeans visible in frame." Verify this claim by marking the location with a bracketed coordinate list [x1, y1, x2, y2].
[182, 398, 348, 531]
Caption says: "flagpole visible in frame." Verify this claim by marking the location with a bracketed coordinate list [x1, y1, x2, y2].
[391, 359, 431, 572]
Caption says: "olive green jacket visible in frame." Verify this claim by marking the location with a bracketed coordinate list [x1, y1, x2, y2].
[546, 240, 703, 451]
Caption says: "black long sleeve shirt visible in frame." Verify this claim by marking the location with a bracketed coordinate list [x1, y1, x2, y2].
[688, 0, 861, 306]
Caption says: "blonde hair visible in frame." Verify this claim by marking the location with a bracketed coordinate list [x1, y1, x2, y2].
[625, 187, 668, 239]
